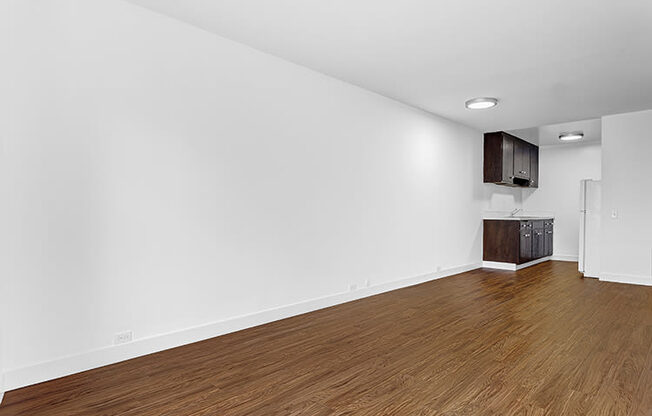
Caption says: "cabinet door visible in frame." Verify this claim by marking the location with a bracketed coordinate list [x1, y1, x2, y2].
[514, 140, 531, 179]
[519, 229, 532, 263]
[501, 135, 515, 183]
[533, 229, 544, 259]
[529, 145, 539, 188]
[484, 132, 515, 184]
[544, 229, 553, 257]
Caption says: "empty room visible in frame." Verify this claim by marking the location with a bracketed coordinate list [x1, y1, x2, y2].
[1, 0, 652, 415]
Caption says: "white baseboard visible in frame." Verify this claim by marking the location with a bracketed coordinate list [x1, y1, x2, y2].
[551, 254, 579, 262]
[482, 257, 551, 271]
[0, 371, 4, 404]
[599, 272, 652, 287]
[3, 262, 481, 392]
[482, 261, 518, 271]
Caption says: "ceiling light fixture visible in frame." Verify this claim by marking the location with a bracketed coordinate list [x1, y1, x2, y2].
[465, 97, 499, 110]
[559, 131, 584, 141]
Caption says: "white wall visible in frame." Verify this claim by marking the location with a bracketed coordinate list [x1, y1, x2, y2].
[0, 324, 3, 403]
[600, 110, 652, 285]
[0, 304, 3, 403]
[522, 143, 602, 260]
[0, 146, 5, 401]
[0, 1, 8, 397]
[0, 0, 517, 390]
[483, 185, 524, 214]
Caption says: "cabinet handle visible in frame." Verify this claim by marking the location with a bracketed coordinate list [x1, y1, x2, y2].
[525, 234, 531, 237]
[546, 231, 552, 234]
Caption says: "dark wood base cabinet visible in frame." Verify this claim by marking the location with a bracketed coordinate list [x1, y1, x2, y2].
[483, 219, 553, 265]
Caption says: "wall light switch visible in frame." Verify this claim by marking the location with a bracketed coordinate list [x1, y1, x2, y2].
[611, 209, 618, 219]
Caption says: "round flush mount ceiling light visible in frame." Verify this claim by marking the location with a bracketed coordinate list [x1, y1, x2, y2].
[465, 97, 499, 110]
[559, 131, 584, 141]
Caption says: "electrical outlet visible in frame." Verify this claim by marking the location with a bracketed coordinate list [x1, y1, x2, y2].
[349, 283, 357, 292]
[114, 330, 133, 345]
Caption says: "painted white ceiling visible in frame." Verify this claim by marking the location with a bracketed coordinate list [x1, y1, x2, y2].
[509, 118, 601, 147]
[128, 0, 652, 132]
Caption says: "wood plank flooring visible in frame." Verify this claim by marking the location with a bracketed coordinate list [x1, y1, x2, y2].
[1, 261, 651, 415]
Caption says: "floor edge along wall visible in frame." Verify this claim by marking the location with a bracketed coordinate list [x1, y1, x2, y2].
[3, 262, 481, 391]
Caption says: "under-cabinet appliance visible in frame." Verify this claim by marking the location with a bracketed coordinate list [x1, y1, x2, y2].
[578, 179, 601, 278]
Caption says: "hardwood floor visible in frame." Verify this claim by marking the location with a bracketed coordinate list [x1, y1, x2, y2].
[1, 261, 651, 415]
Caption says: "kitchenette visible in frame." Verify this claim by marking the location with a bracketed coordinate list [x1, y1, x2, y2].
[482, 131, 554, 271]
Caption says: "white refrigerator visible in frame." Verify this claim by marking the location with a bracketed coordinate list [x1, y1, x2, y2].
[578, 179, 601, 278]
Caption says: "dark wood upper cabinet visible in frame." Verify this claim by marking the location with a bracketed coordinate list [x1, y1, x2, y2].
[483, 131, 514, 184]
[513, 139, 531, 180]
[484, 131, 539, 188]
[529, 145, 539, 188]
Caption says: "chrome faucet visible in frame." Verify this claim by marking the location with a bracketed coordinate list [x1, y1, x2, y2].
[509, 208, 522, 217]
